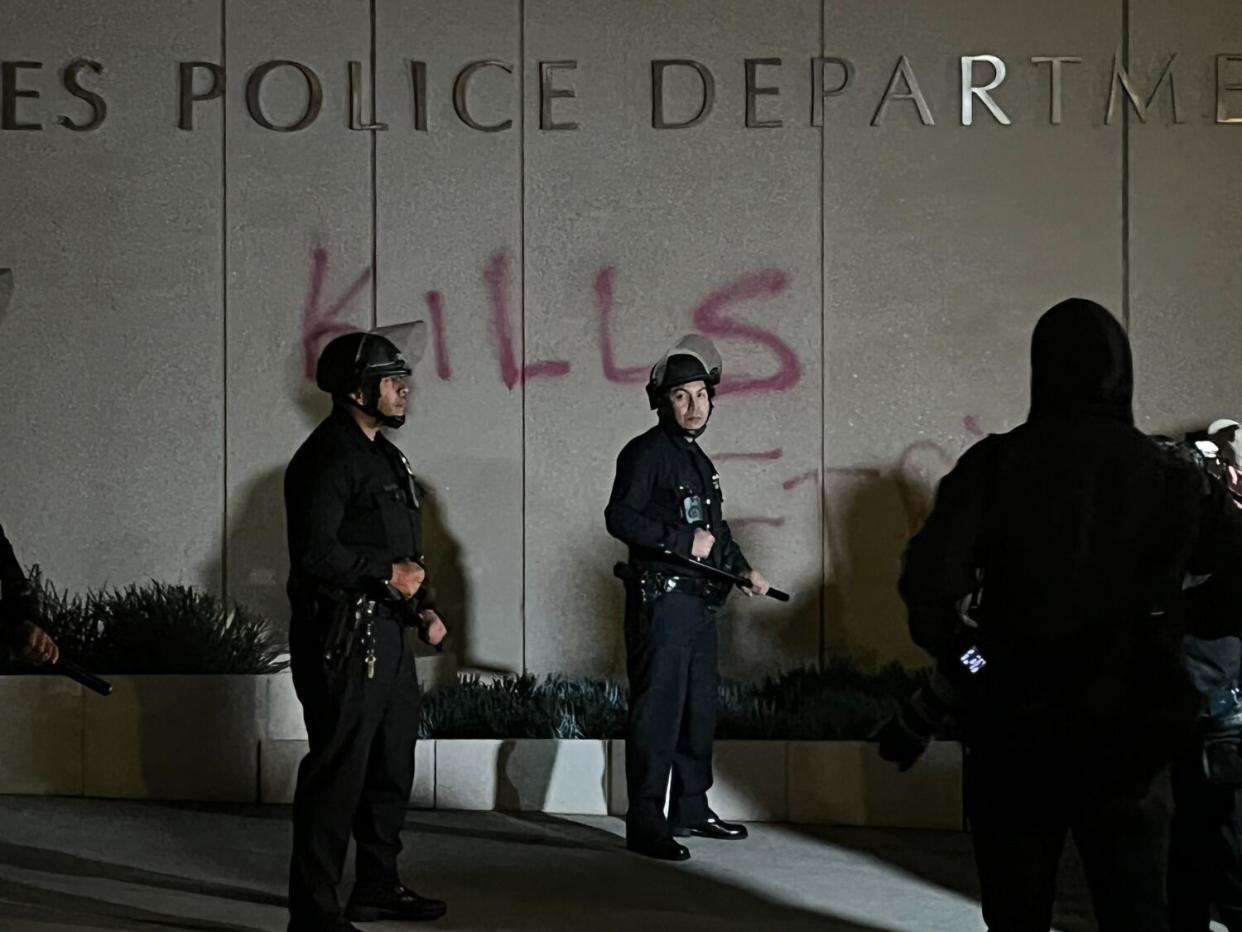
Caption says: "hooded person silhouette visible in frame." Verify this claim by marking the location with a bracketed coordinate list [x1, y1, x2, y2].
[893, 298, 1242, 932]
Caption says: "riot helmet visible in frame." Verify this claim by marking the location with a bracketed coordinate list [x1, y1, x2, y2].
[315, 322, 426, 429]
[645, 334, 722, 410]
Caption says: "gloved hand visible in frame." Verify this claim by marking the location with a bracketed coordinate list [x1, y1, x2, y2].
[876, 707, 932, 771]
[876, 669, 967, 771]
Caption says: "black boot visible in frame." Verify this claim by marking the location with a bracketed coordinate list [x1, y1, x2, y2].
[626, 834, 691, 861]
[346, 883, 447, 923]
[670, 811, 748, 840]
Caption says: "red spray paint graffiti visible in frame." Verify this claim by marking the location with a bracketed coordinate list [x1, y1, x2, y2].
[594, 265, 802, 395]
[424, 290, 452, 381]
[692, 269, 801, 395]
[483, 252, 571, 389]
[720, 417, 988, 538]
[594, 265, 648, 384]
[295, 244, 989, 547]
[712, 449, 783, 463]
[300, 246, 372, 379]
[297, 247, 810, 394]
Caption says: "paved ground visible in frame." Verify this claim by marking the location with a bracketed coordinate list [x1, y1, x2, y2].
[0, 797, 1108, 931]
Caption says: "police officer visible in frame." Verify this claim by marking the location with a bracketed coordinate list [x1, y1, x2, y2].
[891, 299, 1242, 932]
[0, 521, 59, 666]
[285, 327, 447, 931]
[605, 334, 770, 861]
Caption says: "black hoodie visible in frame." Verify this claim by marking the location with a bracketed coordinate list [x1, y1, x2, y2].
[0, 521, 35, 649]
[899, 299, 1242, 768]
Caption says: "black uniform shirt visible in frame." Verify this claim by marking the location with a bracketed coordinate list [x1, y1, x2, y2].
[605, 419, 750, 580]
[285, 406, 425, 601]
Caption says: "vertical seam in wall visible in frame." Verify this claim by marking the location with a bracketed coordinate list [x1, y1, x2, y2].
[370, 0, 379, 330]
[1121, 0, 1131, 332]
[221, 0, 229, 601]
[78, 687, 85, 796]
[519, 0, 528, 674]
[782, 740, 790, 819]
[818, 1, 828, 668]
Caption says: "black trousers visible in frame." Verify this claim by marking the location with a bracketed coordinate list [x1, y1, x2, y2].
[623, 590, 717, 840]
[1169, 744, 1242, 932]
[288, 612, 421, 925]
[965, 747, 1173, 932]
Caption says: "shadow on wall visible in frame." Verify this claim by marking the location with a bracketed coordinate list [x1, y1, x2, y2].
[295, 373, 333, 430]
[210, 466, 290, 643]
[590, 554, 627, 680]
[494, 740, 608, 815]
[207, 351, 336, 639]
[419, 481, 471, 665]
[824, 468, 937, 670]
[715, 559, 821, 681]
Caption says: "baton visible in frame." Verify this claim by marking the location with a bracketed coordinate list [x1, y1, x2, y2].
[658, 549, 791, 602]
[57, 659, 113, 696]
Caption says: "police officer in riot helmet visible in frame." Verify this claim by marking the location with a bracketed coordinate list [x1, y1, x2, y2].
[285, 325, 446, 931]
[0, 522, 58, 666]
[882, 299, 1242, 932]
[605, 334, 770, 861]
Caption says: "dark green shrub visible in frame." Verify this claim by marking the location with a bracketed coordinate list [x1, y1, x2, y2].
[0, 568, 287, 675]
[419, 662, 924, 740]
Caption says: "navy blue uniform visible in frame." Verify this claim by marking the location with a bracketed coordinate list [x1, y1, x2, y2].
[606, 420, 749, 841]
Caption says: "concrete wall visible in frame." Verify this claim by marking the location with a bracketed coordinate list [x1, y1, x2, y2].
[0, 0, 1237, 677]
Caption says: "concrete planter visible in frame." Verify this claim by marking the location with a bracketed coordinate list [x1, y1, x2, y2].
[435, 739, 611, 815]
[0, 653, 456, 803]
[607, 739, 790, 822]
[84, 675, 263, 802]
[0, 668, 963, 829]
[0, 675, 84, 795]
[787, 740, 964, 830]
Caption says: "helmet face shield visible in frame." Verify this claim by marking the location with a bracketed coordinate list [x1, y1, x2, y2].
[353, 325, 421, 381]
[646, 334, 722, 409]
[649, 334, 722, 391]
[372, 321, 427, 371]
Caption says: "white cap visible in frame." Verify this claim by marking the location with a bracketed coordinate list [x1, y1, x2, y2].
[1208, 418, 1241, 437]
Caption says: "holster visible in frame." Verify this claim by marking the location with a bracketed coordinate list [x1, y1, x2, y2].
[1202, 712, 1242, 787]
[319, 593, 373, 681]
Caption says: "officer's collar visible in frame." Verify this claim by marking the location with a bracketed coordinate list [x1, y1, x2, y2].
[330, 404, 384, 452]
[658, 415, 699, 447]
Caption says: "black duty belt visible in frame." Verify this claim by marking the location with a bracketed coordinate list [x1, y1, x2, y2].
[614, 562, 732, 606]
[654, 574, 730, 601]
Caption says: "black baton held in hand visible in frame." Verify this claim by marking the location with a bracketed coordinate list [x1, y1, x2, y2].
[658, 549, 791, 602]
[57, 659, 113, 696]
